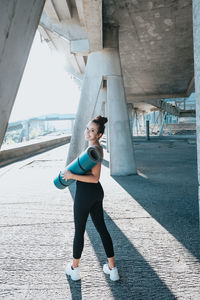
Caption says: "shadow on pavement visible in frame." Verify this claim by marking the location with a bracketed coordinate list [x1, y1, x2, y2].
[112, 140, 199, 261]
[66, 275, 82, 300]
[103, 141, 199, 260]
[112, 173, 200, 261]
[69, 183, 176, 300]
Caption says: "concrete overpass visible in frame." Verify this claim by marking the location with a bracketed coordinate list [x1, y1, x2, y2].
[0, 1, 199, 218]
[6, 114, 75, 142]
[39, 0, 195, 114]
[38, 0, 197, 174]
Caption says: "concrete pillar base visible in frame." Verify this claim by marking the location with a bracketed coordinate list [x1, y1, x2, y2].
[107, 76, 136, 175]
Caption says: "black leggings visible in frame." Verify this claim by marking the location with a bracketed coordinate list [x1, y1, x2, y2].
[73, 180, 114, 259]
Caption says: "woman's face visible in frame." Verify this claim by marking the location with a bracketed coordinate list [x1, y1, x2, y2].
[84, 121, 101, 142]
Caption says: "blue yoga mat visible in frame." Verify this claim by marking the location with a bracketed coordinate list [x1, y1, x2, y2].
[53, 146, 102, 189]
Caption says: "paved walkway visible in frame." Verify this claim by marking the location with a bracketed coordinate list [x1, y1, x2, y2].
[0, 138, 199, 299]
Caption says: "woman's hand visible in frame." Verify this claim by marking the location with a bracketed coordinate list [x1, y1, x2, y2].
[62, 169, 74, 181]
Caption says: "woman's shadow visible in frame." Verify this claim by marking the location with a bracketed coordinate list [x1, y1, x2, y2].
[66, 275, 82, 300]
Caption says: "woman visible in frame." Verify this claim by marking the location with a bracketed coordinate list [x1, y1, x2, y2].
[63, 115, 119, 281]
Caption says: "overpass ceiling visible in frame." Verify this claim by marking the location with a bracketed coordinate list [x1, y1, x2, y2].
[103, 0, 194, 100]
[40, 0, 194, 113]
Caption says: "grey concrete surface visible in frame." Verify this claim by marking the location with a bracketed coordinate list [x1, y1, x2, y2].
[0, 139, 199, 299]
[0, 0, 45, 148]
[103, 0, 194, 100]
[40, 0, 194, 107]
[193, 0, 200, 228]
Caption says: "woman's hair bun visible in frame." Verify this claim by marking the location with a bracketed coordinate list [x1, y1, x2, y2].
[92, 115, 108, 135]
[94, 115, 108, 125]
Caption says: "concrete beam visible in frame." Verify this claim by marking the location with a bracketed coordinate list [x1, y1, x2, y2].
[39, 24, 70, 51]
[41, 25, 87, 77]
[69, 53, 82, 74]
[179, 110, 196, 118]
[0, 0, 45, 149]
[52, 0, 72, 20]
[40, 5, 87, 41]
[82, 0, 103, 51]
[38, 25, 51, 42]
[127, 93, 187, 102]
[147, 99, 180, 116]
[74, 0, 86, 26]
[44, 0, 60, 23]
[130, 97, 180, 116]
[40, 22, 87, 75]
[75, 55, 86, 73]
[150, 107, 160, 112]
[39, 24, 85, 75]
[70, 39, 89, 55]
[38, 25, 57, 50]
[39, 23, 68, 42]
[186, 76, 195, 96]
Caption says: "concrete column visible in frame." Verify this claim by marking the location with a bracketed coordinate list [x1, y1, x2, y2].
[102, 101, 106, 117]
[158, 110, 162, 125]
[106, 25, 136, 175]
[66, 60, 102, 165]
[133, 109, 138, 136]
[160, 113, 164, 136]
[101, 101, 108, 147]
[159, 110, 163, 136]
[193, 0, 200, 227]
[105, 100, 110, 153]
[153, 111, 156, 124]
[137, 113, 142, 135]
[93, 87, 107, 118]
[67, 24, 136, 174]
[93, 90, 108, 149]
[0, 0, 45, 149]
[146, 120, 150, 140]
[127, 103, 134, 136]
[142, 112, 145, 128]
[107, 75, 136, 175]
[84, 86, 107, 150]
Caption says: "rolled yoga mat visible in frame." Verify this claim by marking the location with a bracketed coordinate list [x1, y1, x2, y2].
[53, 145, 102, 189]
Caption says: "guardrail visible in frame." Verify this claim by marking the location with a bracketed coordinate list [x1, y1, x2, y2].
[0, 135, 71, 167]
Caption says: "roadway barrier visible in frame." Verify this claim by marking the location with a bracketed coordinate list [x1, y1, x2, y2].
[0, 135, 71, 167]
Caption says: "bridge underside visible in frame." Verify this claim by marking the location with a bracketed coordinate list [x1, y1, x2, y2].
[37, 0, 196, 176]
[39, 0, 194, 113]
[0, 1, 199, 218]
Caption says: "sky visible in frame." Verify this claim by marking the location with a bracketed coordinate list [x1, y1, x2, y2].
[9, 31, 81, 122]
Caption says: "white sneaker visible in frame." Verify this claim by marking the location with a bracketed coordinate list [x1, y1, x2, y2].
[66, 264, 81, 281]
[103, 263, 120, 281]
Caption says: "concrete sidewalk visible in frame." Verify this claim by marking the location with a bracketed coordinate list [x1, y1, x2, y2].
[0, 139, 199, 299]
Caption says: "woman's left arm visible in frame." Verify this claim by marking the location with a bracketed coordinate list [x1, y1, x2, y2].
[62, 162, 101, 183]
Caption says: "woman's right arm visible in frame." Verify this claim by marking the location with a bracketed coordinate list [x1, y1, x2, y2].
[62, 147, 103, 183]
